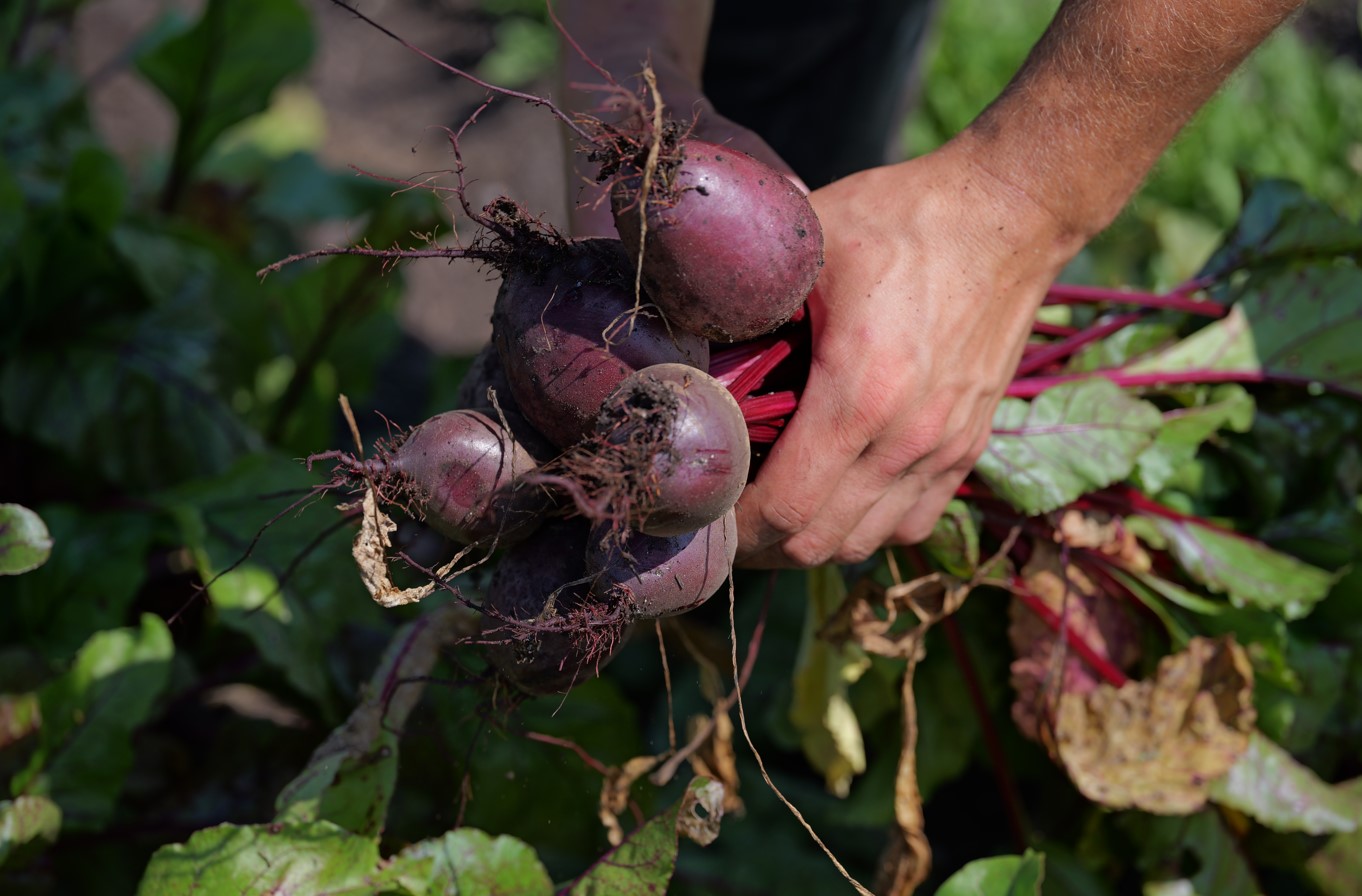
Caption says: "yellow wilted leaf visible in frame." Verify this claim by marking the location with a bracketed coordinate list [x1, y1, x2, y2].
[789, 565, 871, 797]
[1052, 635, 1255, 814]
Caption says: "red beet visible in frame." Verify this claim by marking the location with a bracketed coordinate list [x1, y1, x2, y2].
[455, 341, 558, 461]
[592, 363, 750, 537]
[611, 140, 823, 342]
[480, 519, 628, 694]
[589, 509, 737, 619]
[368, 409, 546, 546]
[492, 238, 708, 449]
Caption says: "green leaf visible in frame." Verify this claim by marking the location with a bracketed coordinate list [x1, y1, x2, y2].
[1124, 305, 1260, 379]
[1, 505, 157, 659]
[0, 277, 259, 490]
[1133, 385, 1254, 495]
[162, 454, 391, 721]
[1125, 810, 1258, 896]
[61, 146, 126, 235]
[1068, 321, 1180, 374]
[1208, 730, 1360, 835]
[136, 0, 314, 180]
[0, 692, 41, 748]
[790, 566, 871, 797]
[1200, 179, 1362, 279]
[1229, 264, 1362, 396]
[1305, 779, 1362, 896]
[978, 378, 1164, 515]
[12, 614, 174, 831]
[0, 504, 53, 575]
[569, 778, 724, 895]
[436, 675, 645, 860]
[275, 606, 472, 836]
[477, 17, 558, 88]
[923, 499, 981, 578]
[1254, 638, 1349, 753]
[1105, 562, 1224, 622]
[1128, 263, 1362, 398]
[136, 821, 383, 895]
[388, 828, 553, 896]
[202, 562, 332, 712]
[0, 795, 61, 871]
[1139, 514, 1336, 620]
[936, 849, 1045, 895]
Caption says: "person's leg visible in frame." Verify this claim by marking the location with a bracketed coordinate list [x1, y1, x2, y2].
[702, 0, 939, 189]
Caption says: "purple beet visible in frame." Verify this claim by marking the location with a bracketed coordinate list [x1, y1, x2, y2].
[612, 140, 823, 342]
[593, 363, 750, 537]
[492, 238, 708, 449]
[590, 509, 737, 619]
[480, 519, 628, 695]
[366, 409, 547, 546]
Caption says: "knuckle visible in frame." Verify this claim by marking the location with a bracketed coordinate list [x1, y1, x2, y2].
[760, 495, 815, 539]
[897, 520, 937, 545]
[963, 429, 993, 467]
[833, 539, 878, 565]
[782, 533, 838, 569]
[893, 511, 939, 546]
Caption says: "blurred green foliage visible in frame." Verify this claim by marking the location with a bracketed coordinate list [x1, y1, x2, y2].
[0, 1, 1359, 895]
[905, 0, 1362, 287]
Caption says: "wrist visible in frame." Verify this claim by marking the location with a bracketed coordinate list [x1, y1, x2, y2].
[922, 136, 1090, 282]
[952, 112, 1130, 248]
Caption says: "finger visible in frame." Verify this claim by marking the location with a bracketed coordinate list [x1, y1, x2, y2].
[893, 468, 973, 546]
[823, 415, 988, 561]
[733, 359, 874, 560]
[890, 434, 987, 547]
[772, 427, 934, 566]
[826, 473, 933, 563]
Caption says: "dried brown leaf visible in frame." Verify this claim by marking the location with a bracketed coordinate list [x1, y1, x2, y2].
[1053, 635, 1255, 815]
[352, 488, 437, 608]
[825, 573, 969, 660]
[1055, 509, 1152, 571]
[685, 709, 744, 815]
[874, 642, 933, 896]
[351, 487, 477, 608]
[600, 754, 663, 847]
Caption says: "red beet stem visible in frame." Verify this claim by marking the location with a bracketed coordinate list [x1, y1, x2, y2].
[739, 391, 798, 423]
[1011, 579, 1131, 688]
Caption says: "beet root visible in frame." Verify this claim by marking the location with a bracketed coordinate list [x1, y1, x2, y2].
[594, 363, 750, 537]
[590, 509, 737, 619]
[480, 519, 628, 695]
[454, 342, 558, 461]
[372, 409, 547, 546]
[492, 237, 708, 449]
[611, 139, 824, 342]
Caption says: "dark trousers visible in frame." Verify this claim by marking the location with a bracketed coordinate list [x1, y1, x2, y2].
[703, 0, 939, 189]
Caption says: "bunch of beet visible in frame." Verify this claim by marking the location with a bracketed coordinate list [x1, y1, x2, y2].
[294, 34, 821, 695]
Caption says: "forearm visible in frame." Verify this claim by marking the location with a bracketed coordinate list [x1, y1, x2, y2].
[960, 0, 1305, 242]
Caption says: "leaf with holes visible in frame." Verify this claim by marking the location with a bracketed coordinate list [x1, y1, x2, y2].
[568, 778, 724, 895]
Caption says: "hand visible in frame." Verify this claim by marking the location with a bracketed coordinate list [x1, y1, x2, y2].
[734, 137, 1083, 567]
